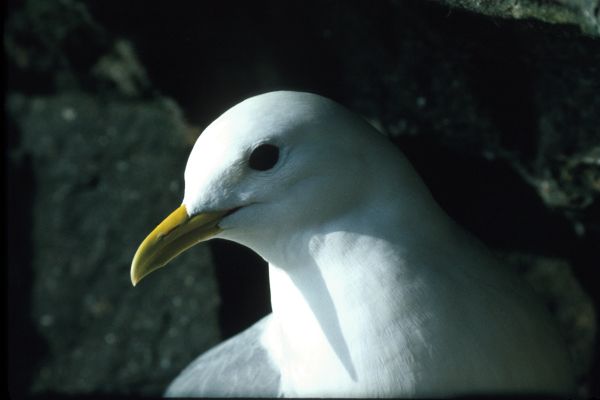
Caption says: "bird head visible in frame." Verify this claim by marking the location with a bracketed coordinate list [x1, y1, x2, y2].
[130, 91, 407, 286]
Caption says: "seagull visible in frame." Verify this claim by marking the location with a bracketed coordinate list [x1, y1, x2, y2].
[131, 91, 574, 397]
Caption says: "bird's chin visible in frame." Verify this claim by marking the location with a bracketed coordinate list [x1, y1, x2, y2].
[217, 203, 254, 230]
[216, 202, 267, 242]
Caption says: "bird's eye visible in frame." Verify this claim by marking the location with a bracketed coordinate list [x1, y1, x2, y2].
[248, 144, 280, 171]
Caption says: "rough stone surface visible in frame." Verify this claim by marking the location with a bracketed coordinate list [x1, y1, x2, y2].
[8, 93, 221, 396]
[325, 1, 600, 238]
[6, 0, 599, 397]
[438, 0, 600, 36]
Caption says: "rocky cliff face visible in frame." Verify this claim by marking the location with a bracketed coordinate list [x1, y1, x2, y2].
[6, 0, 599, 397]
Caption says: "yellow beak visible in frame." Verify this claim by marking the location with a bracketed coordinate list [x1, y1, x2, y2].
[130, 205, 228, 286]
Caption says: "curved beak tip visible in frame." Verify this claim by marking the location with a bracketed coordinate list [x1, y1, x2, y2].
[129, 205, 228, 287]
[130, 261, 143, 287]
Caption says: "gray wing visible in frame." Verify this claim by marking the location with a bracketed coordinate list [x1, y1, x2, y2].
[164, 314, 281, 397]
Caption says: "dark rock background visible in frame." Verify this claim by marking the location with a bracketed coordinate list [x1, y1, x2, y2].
[5, 0, 599, 397]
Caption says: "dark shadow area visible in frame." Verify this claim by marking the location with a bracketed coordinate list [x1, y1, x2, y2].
[399, 136, 578, 255]
[86, 0, 345, 125]
[569, 223, 600, 395]
[6, 115, 48, 399]
[209, 240, 271, 340]
[5, 0, 113, 97]
[429, 7, 539, 158]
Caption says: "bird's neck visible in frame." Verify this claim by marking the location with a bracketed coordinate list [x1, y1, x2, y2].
[264, 209, 456, 396]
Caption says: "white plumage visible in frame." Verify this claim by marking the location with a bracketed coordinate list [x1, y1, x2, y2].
[134, 91, 574, 397]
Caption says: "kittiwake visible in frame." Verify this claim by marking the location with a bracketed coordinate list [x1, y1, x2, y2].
[131, 91, 574, 397]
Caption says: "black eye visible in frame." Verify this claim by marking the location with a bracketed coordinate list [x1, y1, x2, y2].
[249, 144, 280, 171]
